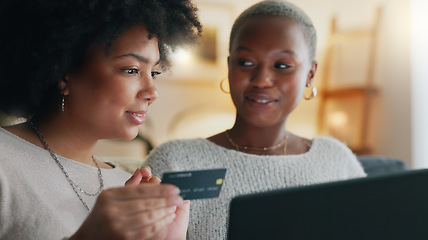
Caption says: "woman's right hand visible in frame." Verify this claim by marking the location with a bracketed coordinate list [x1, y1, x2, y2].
[68, 183, 183, 240]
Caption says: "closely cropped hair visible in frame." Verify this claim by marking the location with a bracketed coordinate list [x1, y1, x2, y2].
[0, 0, 202, 118]
[229, 0, 317, 61]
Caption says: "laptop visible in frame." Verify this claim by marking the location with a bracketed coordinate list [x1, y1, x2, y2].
[228, 169, 428, 240]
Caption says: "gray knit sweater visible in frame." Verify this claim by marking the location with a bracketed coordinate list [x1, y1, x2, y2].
[0, 128, 131, 240]
[145, 136, 366, 240]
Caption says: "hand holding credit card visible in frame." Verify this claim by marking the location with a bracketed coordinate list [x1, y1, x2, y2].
[161, 168, 227, 200]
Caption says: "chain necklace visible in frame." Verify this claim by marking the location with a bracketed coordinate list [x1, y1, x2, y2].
[28, 121, 104, 212]
[225, 130, 289, 155]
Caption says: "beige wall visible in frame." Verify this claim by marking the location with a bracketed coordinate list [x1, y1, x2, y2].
[411, 0, 428, 169]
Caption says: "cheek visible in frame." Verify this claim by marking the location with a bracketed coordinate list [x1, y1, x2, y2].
[279, 75, 306, 103]
[228, 68, 248, 91]
[103, 81, 139, 110]
[228, 73, 248, 104]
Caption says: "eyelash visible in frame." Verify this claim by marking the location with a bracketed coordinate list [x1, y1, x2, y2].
[122, 69, 161, 78]
[123, 68, 139, 75]
[238, 59, 254, 67]
[275, 63, 290, 69]
[237, 59, 290, 70]
[151, 71, 161, 78]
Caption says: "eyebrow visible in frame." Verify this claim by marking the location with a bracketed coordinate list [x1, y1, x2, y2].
[114, 53, 160, 65]
[234, 46, 296, 56]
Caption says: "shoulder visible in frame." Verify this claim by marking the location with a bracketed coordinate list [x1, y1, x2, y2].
[145, 138, 229, 174]
[145, 138, 210, 170]
[0, 127, 31, 158]
[311, 136, 366, 178]
[310, 136, 356, 162]
[148, 138, 213, 156]
[312, 136, 354, 154]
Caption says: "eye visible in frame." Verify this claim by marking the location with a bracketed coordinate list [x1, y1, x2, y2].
[151, 71, 161, 78]
[238, 59, 254, 67]
[123, 68, 139, 75]
[274, 63, 290, 69]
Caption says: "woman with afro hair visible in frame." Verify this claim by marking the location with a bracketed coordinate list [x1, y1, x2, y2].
[0, 0, 202, 239]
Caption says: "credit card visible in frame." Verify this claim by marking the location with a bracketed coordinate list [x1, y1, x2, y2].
[161, 168, 227, 200]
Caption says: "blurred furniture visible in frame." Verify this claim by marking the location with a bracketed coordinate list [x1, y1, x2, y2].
[317, 8, 381, 155]
[357, 156, 410, 177]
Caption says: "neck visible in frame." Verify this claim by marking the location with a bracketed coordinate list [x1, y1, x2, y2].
[229, 119, 288, 148]
[30, 116, 98, 166]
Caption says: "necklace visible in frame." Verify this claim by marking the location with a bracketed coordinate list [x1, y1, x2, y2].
[28, 121, 104, 212]
[225, 130, 289, 154]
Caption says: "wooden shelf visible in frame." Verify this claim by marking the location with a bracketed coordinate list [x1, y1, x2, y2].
[317, 8, 381, 155]
[321, 87, 378, 99]
[351, 146, 373, 155]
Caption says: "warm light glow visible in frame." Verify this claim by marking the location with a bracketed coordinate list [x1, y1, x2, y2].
[327, 111, 350, 142]
[328, 111, 349, 128]
[172, 48, 192, 65]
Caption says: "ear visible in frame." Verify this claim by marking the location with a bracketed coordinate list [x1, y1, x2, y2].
[58, 75, 70, 95]
[306, 60, 318, 86]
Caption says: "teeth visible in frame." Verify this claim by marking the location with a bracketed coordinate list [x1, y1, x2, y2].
[255, 99, 270, 104]
[132, 113, 143, 117]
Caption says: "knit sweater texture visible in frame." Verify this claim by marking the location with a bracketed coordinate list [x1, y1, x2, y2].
[145, 136, 366, 240]
[0, 128, 131, 240]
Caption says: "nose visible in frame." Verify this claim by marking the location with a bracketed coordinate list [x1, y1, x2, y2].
[251, 64, 274, 88]
[137, 74, 159, 104]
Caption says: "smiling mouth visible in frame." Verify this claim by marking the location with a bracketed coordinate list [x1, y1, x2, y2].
[131, 112, 144, 117]
[253, 99, 272, 104]
[126, 111, 147, 125]
[246, 96, 278, 104]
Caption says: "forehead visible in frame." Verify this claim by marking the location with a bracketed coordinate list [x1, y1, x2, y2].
[109, 25, 159, 56]
[231, 16, 305, 49]
[84, 25, 160, 66]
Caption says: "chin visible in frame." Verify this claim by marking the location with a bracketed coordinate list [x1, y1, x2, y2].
[117, 127, 140, 140]
[245, 115, 280, 126]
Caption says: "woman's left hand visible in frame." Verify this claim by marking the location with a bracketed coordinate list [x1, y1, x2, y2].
[126, 166, 161, 185]
[125, 166, 189, 240]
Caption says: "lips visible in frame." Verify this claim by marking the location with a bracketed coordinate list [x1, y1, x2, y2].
[126, 110, 147, 125]
[245, 92, 278, 105]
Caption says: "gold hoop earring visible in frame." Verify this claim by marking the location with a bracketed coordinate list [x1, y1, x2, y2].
[220, 78, 230, 94]
[304, 84, 317, 100]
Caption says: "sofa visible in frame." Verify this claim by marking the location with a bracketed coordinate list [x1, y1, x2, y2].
[357, 156, 411, 177]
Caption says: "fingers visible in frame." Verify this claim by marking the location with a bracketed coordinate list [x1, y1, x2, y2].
[129, 212, 177, 240]
[140, 166, 152, 183]
[148, 176, 161, 184]
[103, 183, 181, 203]
[125, 168, 143, 186]
[126, 166, 153, 185]
[122, 206, 176, 231]
[173, 200, 190, 229]
[177, 200, 190, 215]
[73, 183, 184, 240]
[118, 194, 183, 216]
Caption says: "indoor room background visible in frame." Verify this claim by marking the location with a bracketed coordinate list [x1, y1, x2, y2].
[2, 0, 427, 169]
[94, 0, 424, 168]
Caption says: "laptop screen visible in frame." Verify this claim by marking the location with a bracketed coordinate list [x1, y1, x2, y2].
[228, 169, 428, 240]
